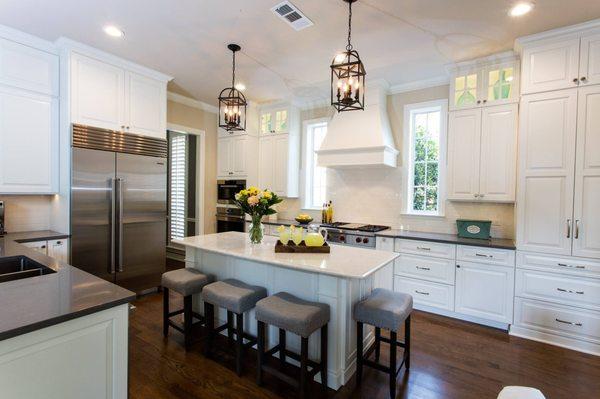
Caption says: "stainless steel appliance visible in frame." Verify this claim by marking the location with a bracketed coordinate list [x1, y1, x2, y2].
[216, 206, 245, 233]
[0, 200, 5, 236]
[321, 222, 390, 248]
[71, 124, 167, 293]
[218, 179, 246, 204]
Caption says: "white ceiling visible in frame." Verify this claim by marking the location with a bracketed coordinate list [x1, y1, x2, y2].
[2, 0, 600, 105]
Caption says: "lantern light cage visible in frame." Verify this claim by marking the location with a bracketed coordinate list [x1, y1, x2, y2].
[219, 44, 247, 131]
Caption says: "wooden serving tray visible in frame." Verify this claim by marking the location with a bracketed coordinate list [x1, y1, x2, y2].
[274, 240, 331, 253]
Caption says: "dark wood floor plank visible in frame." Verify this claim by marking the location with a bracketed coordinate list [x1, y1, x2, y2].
[129, 291, 600, 399]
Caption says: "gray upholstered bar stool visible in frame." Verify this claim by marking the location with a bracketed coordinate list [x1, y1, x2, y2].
[162, 268, 213, 349]
[202, 279, 267, 376]
[354, 288, 413, 399]
[255, 292, 330, 399]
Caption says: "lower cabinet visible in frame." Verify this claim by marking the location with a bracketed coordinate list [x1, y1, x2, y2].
[394, 275, 455, 311]
[455, 261, 515, 324]
[21, 238, 69, 263]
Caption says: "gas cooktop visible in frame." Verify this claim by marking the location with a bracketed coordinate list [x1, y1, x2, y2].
[321, 222, 390, 233]
[321, 222, 390, 248]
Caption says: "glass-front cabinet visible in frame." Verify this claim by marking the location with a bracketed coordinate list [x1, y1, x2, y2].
[259, 106, 290, 134]
[449, 55, 519, 110]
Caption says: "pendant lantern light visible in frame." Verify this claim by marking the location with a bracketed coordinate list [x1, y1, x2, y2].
[331, 0, 366, 112]
[218, 44, 247, 131]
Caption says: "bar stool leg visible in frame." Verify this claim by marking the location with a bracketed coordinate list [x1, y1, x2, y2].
[405, 316, 411, 370]
[227, 311, 234, 344]
[204, 302, 215, 356]
[184, 295, 193, 349]
[356, 321, 363, 387]
[300, 336, 309, 399]
[375, 327, 381, 361]
[235, 312, 244, 376]
[279, 328, 286, 365]
[320, 324, 328, 392]
[256, 320, 265, 386]
[389, 330, 397, 399]
[163, 288, 169, 337]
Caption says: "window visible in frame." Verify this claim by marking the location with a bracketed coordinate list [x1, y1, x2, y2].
[303, 120, 328, 209]
[403, 100, 447, 216]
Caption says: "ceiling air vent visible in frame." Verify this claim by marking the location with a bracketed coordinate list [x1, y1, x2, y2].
[271, 1, 314, 31]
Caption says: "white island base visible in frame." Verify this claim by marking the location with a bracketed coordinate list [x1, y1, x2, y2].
[177, 232, 398, 390]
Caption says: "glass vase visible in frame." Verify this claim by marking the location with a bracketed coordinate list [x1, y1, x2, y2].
[249, 214, 264, 244]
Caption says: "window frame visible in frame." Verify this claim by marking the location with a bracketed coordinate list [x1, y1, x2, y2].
[402, 99, 448, 217]
[301, 117, 329, 210]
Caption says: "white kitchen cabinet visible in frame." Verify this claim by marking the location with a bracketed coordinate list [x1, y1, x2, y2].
[217, 135, 251, 178]
[447, 103, 517, 202]
[455, 260, 514, 324]
[21, 240, 48, 255]
[0, 86, 58, 194]
[516, 89, 578, 255]
[579, 32, 600, 87]
[375, 236, 394, 252]
[125, 71, 166, 139]
[0, 37, 58, 96]
[258, 133, 299, 197]
[70, 52, 168, 138]
[259, 105, 296, 135]
[258, 135, 274, 189]
[47, 238, 69, 263]
[573, 85, 600, 259]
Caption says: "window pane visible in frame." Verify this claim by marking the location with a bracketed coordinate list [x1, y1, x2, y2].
[425, 187, 438, 211]
[466, 74, 477, 89]
[306, 123, 327, 209]
[414, 138, 426, 162]
[414, 163, 426, 186]
[169, 134, 187, 241]
[455, 76, 465, 91]
[427, 162, 438, 185]
[413, 187, 425, 211]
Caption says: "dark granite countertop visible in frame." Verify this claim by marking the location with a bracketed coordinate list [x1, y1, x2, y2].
[0, 230, 135, 341]
[375, 229, 516, 250]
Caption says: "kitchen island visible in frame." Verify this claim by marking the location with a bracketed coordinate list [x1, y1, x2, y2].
[174, 231, 399, 389]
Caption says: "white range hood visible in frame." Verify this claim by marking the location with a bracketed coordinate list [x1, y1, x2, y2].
[316, 81, 398, 168]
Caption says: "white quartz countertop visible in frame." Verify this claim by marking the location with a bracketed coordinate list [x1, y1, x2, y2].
[174, 232, 399, 279]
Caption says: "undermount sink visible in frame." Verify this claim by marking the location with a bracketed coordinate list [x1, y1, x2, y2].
[0, 256, 56, 283]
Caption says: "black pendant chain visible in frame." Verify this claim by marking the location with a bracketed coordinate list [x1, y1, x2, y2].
[346, 0, 353, 51]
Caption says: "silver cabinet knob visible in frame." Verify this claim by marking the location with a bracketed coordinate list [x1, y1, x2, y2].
[581, 77, 587, 82]
[573, 78, 579, 84]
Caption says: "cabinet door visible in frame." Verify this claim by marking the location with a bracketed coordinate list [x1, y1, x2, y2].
[521, 38, 580, 94]
[71, 53, 124, 130]
[21, 240, 48, 255]
[455, 261, 514, 324]
[258, 136, 274, 190]
[483, 62, 519, 106]
[0, 37, 58, 96]
[447, 109, 481, 200]
[450, 69, 482, 110]
[125, 72, 166, 139]
[479, 103, 518, 201]
[232, 136, 247, 175]
[47, 238, 69, 263]
[273, 135, 289, 195]
[259, 112, 273, 134]
[516, 90, 577, 255]
[274, 108, 289, 133]
[573, 86, 600, 259]
[0, 87, 58, 194]
[579, 32, 600, 87]
[217, 137, 232, 177]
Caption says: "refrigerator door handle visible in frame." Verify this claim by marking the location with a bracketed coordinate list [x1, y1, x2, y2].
[117, 178, 124, 272]
[109, 178, 116, 274]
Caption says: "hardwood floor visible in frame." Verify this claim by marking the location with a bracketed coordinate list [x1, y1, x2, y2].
[129, 291, 600, 399]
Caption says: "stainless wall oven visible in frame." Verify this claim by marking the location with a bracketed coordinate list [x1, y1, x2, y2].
[216, 207, 245, 233]
[218, 179, 246, 204]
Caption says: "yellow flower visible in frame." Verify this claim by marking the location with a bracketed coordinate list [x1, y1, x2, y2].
[239, 189, 248, 196]
[248, 186, 260, 196]
[263, 190, 272, 199]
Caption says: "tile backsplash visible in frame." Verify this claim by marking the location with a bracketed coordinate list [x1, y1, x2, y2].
[0, 196, 52, 232]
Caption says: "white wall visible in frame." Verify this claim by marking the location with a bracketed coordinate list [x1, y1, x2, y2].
[0, 196, 52, 232]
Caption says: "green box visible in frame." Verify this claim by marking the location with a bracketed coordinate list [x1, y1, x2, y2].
[456, 219, 492, 239]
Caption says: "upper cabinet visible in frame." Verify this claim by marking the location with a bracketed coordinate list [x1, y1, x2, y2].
[259, 104, 297, 135]
[217, 135, 256, 178]
[69, 51, 169, 139]
[449, 53, 519, 110]
[519, 29, 600, 95]
[0, 35, 59, 194]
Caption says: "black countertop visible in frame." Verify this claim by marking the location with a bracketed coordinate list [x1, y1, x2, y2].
[375, 229, 516, 250]
[0, 231, 136, 341]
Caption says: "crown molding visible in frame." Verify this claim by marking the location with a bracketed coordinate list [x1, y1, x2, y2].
[167, 92, 218, 114]
[388, 75, 449, 95]
[0, 24, 57, 54]
[514, 18, 600, 53]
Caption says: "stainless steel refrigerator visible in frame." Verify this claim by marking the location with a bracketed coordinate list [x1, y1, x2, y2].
[71, 124, 167, 293]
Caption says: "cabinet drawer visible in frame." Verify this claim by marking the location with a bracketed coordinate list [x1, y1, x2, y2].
[375, 236, 394, 252]
[394, 276, 454, 311]
[514, 297, 600, 343]
[516, 269, 600, 311]
[457, 245, 515, 267]
[394, 254, 455, 285]
[517, 252, 600, 279]
[395, 239, 455, 260]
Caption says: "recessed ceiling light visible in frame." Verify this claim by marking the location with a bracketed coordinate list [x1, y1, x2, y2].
[103, 25, 124, 38]
[235, 83, 246, 91]
[509, 2, 534, 17]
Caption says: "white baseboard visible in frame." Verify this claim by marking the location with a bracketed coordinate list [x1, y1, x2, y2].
[509, 325, 600, 356]
[414, 303, 510, 331]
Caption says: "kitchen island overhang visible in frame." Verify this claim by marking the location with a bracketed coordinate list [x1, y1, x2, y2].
[174, 231, 399, 390]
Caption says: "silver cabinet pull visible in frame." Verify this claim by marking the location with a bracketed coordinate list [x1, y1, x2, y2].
[109, 178, 116, 274]
[557, 262, 586, 270]
[415, 290, 430, 296]
[417, 246, 431, 251]
[116, 178, 124, 273]
[566, 219, 571, 238]
[475, 253, 492, 258]
[575, 219, 580, 239]
[573, 78, 580, 84]
[473, 193, 479, 198]
[581, 76, 587, 82]
[416, 266, 431, 271]
[555, 318, 582, 327]
[557, 288, 584, 295]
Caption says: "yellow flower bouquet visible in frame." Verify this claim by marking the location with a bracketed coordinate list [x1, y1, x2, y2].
[234, 186, 283, 244]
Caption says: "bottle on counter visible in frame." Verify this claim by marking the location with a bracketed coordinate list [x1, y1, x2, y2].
[321, 203, 327, 224]
[326, 201, 333, 224]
